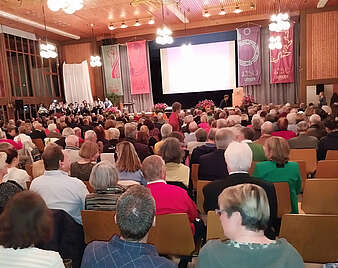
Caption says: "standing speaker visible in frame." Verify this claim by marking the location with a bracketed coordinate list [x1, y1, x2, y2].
[316, 84, 324, 95]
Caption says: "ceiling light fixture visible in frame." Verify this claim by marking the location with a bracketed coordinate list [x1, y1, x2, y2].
[317, 0, 328, 8]
[156, 0, 173, 45]
[108, 24, 115, 30]
[47, 0, 83, 15]
[203, 10, 211, 17]
[39, 5, 57, 59]
[250, 2, 255, 9]
[134, 20, 141, 26]
[89, 24, 102, 68]
[120, 22, 128, 28]
[219, 8, 226, 15]
[233, 4, 242, 14]
[269, 12, 290, 32]
[148, 18, 155, 24]
[181, 10, 191, 49]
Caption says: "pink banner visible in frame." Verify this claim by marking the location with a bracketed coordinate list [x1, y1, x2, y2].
[237, 26, 261, 86]
[127, 40, 151, 95]
[270, 23, 294, 84]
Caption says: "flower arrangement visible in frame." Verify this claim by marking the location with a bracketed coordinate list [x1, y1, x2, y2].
[195, 99, 215, 111]
[153, 103, 168, 113]
[242, 95, 255, 107]
[103, 106, 120, 117]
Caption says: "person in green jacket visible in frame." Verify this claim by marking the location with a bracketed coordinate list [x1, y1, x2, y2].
[197, 184, 304, 268]
[253, 136, 301, 213]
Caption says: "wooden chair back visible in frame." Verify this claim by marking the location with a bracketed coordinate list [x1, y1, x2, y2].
[248, 161, 256, 176]
[302, 179, 338, 214]
[280, 214, 338, 263]
[81, 210, 120, 244]
[191, 164, 199, 191]
[148, 213, 195, 256]
[289, 149, 317, 174]
[196, 180, 211, 214]
[315, 160, 338, 178]
[291, 160, 307, 191]
[32, 160, 45, 179]
[83, 181, 94, 193]
[32, 138, 44, 153]
[206, 211, 226, 241]
[325, 150, 338, 160]
[273, 182, 292, 218]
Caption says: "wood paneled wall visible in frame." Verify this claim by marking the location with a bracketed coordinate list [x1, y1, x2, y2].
[61, 42, 104, 100]
[306, 10, 338, 81]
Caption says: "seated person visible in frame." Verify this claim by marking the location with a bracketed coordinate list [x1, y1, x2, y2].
[190, 128, 217, 165]
[198, 128, 233, 181]
[0, 191, 64, 268]
[187, 128, 207, 155]
[159, 137, 189, 187]
[317, 116, 338, 160]
[143, 155, 198, 235]
[241, 127, 266, 162]
[272, 118, 296, 140]
[197, 184, 304, 268]
[116, 141, 146, 186]
[3, 147, 30, 189]
[253, 137, 301, 214]
[85, 161, 126, 210]
[203, 142, 277, 239]
[70, 141, 99, 181]
[103, 128, 120, 154]
[81, 185, 176, 268]
[288, 121, 318, 149]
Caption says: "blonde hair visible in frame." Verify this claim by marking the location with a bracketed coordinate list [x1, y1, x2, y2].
[218, 184, 270, 231]
[116, 141, 141, 172]
[0, 152, 7, 170]
[264, 136, 289, 167]
[79, 141, 99, 160]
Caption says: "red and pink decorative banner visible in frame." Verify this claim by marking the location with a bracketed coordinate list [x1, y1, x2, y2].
[127, 40, 151, 95]
[237, 26, 261, 86]
[270, 23, 294, 84]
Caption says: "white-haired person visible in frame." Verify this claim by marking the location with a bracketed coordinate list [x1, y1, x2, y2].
[197, 184, 304, 268]
[64, 135, 81, 164]
[103, 128, 120, 154]
[288, 121, 318, 149]
[307, 114, 327, 140]
[85, 161, 125, 210]
[154, 123, 172, 155]
[286, 112, 298, 134]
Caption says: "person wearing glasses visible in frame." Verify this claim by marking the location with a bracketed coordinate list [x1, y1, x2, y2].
[197, 184, 304, 268]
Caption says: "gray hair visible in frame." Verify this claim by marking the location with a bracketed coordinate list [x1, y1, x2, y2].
[261, 121, 274, 135]
[124, 123, 137, 139]
[89, 161, 119, 190]
[297, 121, 309, 133]
[0, 152, 7, 170]
[160, 124, 173, 139]
[142, 155, 165, 182]
[65, 135, 79, 147]
[207, 128, 217, 141]
[116, 185, 155, 240]
[62, 127, 75, 137]
[107, 128, 120, 140]
[216, 119, 227, 128]
[309, 114, 321, 125]
[48, 123, 57, 132]
[225, 142, 252, 172]
[85, 130, 97, 142]
[286, 112, 297, 125]
[195, 128, 207, 142]
[215, 128, 234, 150]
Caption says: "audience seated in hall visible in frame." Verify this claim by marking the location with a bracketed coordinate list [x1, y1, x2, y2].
[159, 137, 190, 187]
[143, 155, 198, 235]
[190, 128, 217, 165]
[70, 141, 99, 181]
[255, 121, 274, 146]
[0, 191, 64, 268]
[203, 142, 277, 239]
[154, 123, 172, 155]
[241, 127, 267, 162]
[30, 143, 88, 225]
[116, 141, 146, 186]
[272, 118, 296, 140]
[81, 185, 176, 268]
[30, 121, 47, 142]
[253, 136, 301, 214]
[55, 127, 75, 149]
[317, 116, 338, 160]
[85, 161, 126, 210]
[288, 121, 318, 149]
[184, 121, 198, 146]
[102, 127, 120, 154]
[197, 184, 304, 268]
[187, 128, 207, 155]
[0, 129, 22, 150]
[198, 128, 234, 181]
[250, 115, 263, 141]
[64, 135, 81, 164]
[307, 114, 327, 140]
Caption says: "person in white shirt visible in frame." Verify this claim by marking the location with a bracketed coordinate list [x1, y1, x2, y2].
[0, 191, 64, 268]
[3, 147, 30, 189]
[30, 143, 88, 225]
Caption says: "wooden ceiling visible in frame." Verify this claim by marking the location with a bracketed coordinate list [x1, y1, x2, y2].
[0, 0, 338, 42]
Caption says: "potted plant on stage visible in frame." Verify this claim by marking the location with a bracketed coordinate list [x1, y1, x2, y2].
[195, 99, 215, 112]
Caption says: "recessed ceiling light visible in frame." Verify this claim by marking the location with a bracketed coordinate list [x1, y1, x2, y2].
[219, 8, 226, 15]
[250, 2, 255, 9]
[148, 18, 155, 24]
[108, 24, 115, 30]
[233, 5, 242, 14]
[120, 22, 128, 28]
[203, 10, 210, 17]
[134, 20, 141, 26]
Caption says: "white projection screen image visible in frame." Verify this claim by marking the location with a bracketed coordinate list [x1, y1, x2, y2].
[160, 41, 236, 94]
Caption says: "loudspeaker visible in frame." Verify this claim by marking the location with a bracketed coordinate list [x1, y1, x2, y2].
[15, 100, 24, 110]
[316, 84, 324, 95]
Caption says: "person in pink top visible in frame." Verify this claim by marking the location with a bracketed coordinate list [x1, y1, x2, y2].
[168, 102, 181, 132]
[142, 155, 198, 234]
[198, 114, 210, 133]
[272, 117, 296, 140]
[0, 129, 22, 150]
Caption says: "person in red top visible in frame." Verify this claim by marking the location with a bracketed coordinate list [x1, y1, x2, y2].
[142, 155, 197, 234]
[168, 102, 181, 132]
[272, 117, 296, 140]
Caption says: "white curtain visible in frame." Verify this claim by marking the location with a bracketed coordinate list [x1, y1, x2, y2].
[63, 61, 93, 104]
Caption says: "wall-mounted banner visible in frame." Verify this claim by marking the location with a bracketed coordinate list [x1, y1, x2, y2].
[270, 23, 294, 84]
[101, 45, 123, 95]
[237, 26, 261, 86]
[127, 40, 151, 95]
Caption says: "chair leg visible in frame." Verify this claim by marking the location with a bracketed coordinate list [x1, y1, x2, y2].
[178, 256, 191, 268]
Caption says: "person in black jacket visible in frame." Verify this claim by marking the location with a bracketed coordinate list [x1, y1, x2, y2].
[203, 141, 277, 239]
[317, 116, 338, 160]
